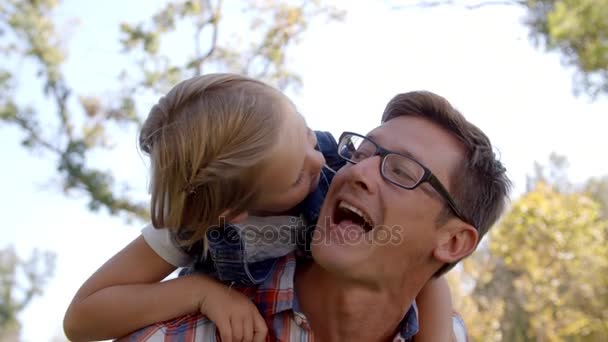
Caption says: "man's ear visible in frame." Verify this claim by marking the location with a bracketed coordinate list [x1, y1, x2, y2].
[219, 209, 249, 224]
[432, 223, 478, 264]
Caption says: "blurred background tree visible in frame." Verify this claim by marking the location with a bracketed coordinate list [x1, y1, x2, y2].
[394, 0, 608, 100]
[449, 155, 608, 341]
[0, 247, 55, 342]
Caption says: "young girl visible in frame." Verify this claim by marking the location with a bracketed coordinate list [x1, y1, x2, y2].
[63, 73, 457, 342]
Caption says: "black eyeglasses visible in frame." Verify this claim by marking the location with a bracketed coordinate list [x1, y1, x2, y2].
[337, 132, 467, 223]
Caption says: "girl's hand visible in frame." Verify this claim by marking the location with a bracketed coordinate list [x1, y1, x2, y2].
[198, 281, 268, 342]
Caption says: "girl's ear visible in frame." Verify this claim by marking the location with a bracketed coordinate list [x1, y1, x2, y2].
[219, 209, 249, 224]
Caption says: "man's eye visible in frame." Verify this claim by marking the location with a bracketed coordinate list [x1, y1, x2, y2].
[352, 150, 370, 161]
[391, 166, 416, 183]
[392, 167, 406, 177]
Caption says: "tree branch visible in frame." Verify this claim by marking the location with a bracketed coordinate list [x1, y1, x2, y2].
[8, 109, 63, 154]
[50, 81, 73, 142]
[193, 0, 221, 75]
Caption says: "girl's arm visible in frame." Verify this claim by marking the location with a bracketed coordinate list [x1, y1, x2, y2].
[413, 276, 457, 342]
[63, 235, 266, 342]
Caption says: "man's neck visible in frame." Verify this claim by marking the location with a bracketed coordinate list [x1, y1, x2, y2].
[295, 262, 424, 342]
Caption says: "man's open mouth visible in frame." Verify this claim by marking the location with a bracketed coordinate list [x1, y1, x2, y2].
[332, 200, 375, 232]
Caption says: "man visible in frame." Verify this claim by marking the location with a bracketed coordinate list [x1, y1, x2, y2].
[120, 91, 511, 341]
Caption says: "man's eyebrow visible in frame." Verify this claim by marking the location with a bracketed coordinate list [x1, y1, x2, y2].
[367, 133, 422, 161]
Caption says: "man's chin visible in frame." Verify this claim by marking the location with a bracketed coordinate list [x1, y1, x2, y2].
[311, 241, 373, 273]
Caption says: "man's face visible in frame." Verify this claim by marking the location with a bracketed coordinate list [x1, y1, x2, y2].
[311, 115, 466, 284]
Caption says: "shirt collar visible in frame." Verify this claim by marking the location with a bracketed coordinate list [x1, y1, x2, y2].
[253, 253, 419, 340]
[398, 301, 419, 340]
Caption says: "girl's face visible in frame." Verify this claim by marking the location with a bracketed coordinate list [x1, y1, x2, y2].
[252, 101, 325, 215]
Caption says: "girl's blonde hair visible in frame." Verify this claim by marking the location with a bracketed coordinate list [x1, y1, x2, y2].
[139, 73, 286, 245]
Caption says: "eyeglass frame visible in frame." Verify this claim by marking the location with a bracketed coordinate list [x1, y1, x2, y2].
[337, 131, 468, 224]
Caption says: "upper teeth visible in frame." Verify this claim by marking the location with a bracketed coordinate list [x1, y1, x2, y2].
[339, 201, 372, 227]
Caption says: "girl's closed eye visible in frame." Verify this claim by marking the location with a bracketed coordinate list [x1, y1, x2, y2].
[292, 172, 305, 187]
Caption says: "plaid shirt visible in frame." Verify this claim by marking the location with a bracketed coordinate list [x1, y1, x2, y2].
[117, 253, 420, 342]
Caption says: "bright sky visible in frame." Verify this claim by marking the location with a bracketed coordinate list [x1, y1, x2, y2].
[2, 1, 608, 341]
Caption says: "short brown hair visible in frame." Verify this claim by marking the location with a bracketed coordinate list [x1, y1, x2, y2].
[382, 91, 511, 276]
[139, 73, 288, 246]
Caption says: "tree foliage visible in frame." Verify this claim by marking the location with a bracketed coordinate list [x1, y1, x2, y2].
[395, 0, 608, 99]
[0, 247, 55, 341]
[525, 0, 608, 99]
[0, 0, 344, 221]
[491, 183, 607, 340]
[584, 176, 608, 219]
[449, 156, 608, 341]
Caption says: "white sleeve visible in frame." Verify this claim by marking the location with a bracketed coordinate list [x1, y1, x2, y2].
[452, 314, 469, 342]
[141, 224, 193, 267]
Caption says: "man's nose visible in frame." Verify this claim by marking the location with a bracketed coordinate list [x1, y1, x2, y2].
[345, 156, 381, 194]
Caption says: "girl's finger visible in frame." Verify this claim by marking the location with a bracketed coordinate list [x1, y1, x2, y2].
[216, 319, 232, 342]
[252, 310, 268, 342]
[242, 313, 254, 342]
[231, 315, 244, 342]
